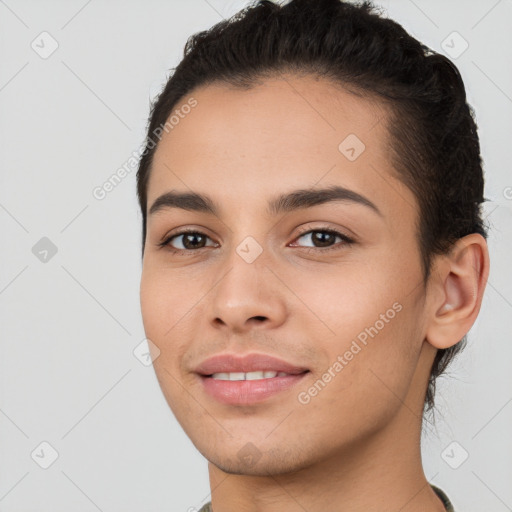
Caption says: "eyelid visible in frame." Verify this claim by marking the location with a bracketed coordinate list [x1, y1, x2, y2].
[293, 224, 354, 240]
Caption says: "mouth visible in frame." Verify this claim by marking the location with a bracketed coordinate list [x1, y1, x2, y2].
[195, 353, 310, 405]
[199, 371, 309, 405]
[209, 370, 298, 380]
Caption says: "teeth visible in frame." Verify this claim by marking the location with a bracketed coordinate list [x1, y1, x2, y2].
[211, 372, 230, 380]
[211, 371, 284, 381]
[229, 372, 245, 381]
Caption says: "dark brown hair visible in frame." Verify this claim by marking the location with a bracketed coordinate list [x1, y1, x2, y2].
[136, 0, 487, 411]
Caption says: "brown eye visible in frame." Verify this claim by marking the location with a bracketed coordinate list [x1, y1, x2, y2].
[159, 230, 217, 252]
[309, 231, 337, 247]
[177, 233, 207, 250]
[293, 229, 353, 250]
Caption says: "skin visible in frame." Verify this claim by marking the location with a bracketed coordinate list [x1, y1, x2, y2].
[139, 74, 489, 512]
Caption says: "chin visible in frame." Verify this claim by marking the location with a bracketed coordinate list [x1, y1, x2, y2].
[199, 442, 320, 477]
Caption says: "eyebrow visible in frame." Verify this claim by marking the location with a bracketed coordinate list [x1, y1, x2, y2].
[148, 185, 382, 217]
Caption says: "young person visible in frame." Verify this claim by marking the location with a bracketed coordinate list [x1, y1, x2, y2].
[136, 0, 489, 510]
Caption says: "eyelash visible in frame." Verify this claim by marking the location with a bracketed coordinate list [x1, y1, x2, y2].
[158, 226, 355, 255]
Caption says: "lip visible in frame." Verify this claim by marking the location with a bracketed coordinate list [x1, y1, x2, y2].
[199, 374, 308, 405]
[194, 352, 309, 375]
[195, 353, 310, 405]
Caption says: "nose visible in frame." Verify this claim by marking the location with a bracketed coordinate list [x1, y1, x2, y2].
[208, 249, 287, 335]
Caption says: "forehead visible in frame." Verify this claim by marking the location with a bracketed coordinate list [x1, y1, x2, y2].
[148, 75, 416, 223]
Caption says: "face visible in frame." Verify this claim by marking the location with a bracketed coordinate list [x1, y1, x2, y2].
[140, 75, 433, 475]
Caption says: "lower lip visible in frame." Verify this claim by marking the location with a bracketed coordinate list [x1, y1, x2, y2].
[199, 373, 309, 405]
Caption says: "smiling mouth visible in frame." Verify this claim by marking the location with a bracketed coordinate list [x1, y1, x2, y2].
[199, 370, 310, 405]
[209, 370, 302, 380]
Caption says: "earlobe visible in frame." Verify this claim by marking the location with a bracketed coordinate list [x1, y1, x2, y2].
[426, 233, 490, 350]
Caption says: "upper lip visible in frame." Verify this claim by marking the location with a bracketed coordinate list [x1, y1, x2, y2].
[195, 353, 309, 376]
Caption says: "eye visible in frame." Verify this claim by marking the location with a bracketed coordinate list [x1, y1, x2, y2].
[158, 226, 354, 254]
[159, 229, 218, 253]
[290, 227, 354, 252]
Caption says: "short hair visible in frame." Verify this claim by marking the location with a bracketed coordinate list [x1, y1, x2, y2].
[136, 0, 488, 412]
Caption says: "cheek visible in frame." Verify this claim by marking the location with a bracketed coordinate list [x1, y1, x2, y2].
[140, 267, 200, 416]
[287, 228, 420, 323]
[289, 261, 424, 407]
[288, 262, 403, 341]
[140, 268, 167, 341]
[140, 266, 192, 370]
[140, 262, 222, 387]
[140, 263, 196, 336]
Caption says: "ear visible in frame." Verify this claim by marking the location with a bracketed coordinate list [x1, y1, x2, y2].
[425, 233, 490, 350]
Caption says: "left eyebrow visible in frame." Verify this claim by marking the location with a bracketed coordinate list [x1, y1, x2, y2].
[148, 185, 382, 218]
[267, 185, 382, 217]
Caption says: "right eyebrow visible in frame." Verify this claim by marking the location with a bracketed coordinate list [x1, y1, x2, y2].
[149, 191, 217, 216]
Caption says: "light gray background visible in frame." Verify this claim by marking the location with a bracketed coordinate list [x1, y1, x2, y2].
[0, 0, 511, 511]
